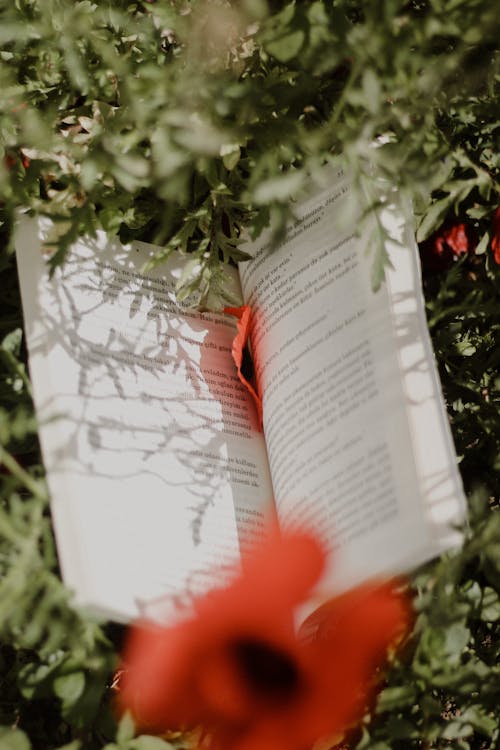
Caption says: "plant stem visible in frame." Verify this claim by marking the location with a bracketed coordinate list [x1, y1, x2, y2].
[0, 445, 47, 501]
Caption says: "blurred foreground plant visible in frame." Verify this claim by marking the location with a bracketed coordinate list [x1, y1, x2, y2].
[1, 0, 499, 301]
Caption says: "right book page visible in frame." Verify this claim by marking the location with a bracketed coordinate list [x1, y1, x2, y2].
[239, 167, 467, 595]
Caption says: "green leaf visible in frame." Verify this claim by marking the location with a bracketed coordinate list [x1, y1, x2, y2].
[444, 622, 470, 662]
[474, 231, 490, 255]
[175, 256, 202, 295]
[368, 219, 393, 292]
[220, 144, 241, 171]
[1, 328, 22, 356]
[466, 205, 491, 219]
[80, 159, 102, 191]
[480, 586, 500, 621]
[416, 195, 455, 242]
[362, 68, 380, 114]
[384, 716, 419, 739]
[370, 241, 391, 291]
[130, 737, 175, 750]
[117, 711, 135, 745]
[265, 29, 305, 62]
[99, 208, 124, 236]
[460, 706, 498, 737]
[111, 155, 149, 193]
[0, 728, 31, 750]
[53, 671, 86, 708]
[376, 684, 417, 713]
[455, 340, 476, 357]
[253, 170, 304, 205]
[18, 660, 64, 700]
[442, 720, 473, 740]
[241, 0, 268, 20]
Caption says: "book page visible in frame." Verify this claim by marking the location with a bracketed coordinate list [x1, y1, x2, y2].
[239, 168, 466, 595]
[16, 217, 274, 622]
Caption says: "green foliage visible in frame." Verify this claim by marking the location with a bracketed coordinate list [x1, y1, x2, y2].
[0, 1, 499, 749]
[102, 712, 177, 750]
[362, 492, 500, 750]
[1, 0, 499, 300]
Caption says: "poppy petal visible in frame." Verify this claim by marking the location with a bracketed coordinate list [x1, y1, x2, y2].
[224, 305, 263, 428]
[239, 529, 326, 608]
[299, 581, 412, 732]
[491, 206, 500, 264]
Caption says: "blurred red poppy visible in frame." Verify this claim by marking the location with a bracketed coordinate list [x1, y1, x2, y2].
[118, 531, 411, 750]
[491, 206, 500, 265]
[3, 151, 30, 171]
[224, 305, 262, 428]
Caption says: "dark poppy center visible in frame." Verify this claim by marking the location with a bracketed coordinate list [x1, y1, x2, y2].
[231, 638, 301, 702]
[240, 345, 254, 382]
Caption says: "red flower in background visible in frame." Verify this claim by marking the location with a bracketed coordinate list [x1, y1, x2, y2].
[118, 531, 411, 750]
[435, 223, 469, 257]
[224, 305, 263, 428]
[491, 206, 500, 265]
[419, 221, 476, 274]
[3, 151, 30, 171]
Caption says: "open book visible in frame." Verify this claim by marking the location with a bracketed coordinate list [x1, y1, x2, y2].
[16, 168, 466, 623]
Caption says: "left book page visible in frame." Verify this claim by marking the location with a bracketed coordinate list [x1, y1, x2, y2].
[15, 216, 274, 622]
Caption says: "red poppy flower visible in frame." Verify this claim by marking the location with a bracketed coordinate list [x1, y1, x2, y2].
[118, 531, 411, 750]
[224, 305, 263, 428]
[3, 154, 17, 171]
[435, 223, 469, 257]
[3, 151, 30, 171]
[491, 206, 500, 265]
[419, 221, 475, 273]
